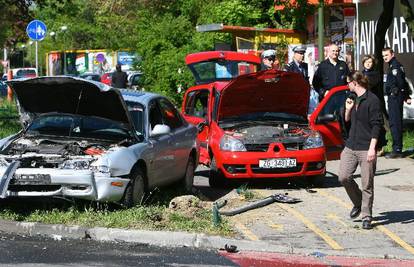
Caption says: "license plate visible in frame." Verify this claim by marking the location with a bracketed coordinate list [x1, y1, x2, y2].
[12, 174, 51, 185]
[259, 158, 296, 168]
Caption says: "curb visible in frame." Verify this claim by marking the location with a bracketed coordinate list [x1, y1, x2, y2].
[1, 218, 414, 261]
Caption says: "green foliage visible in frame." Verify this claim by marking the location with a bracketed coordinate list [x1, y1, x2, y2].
[274, 0, 316, 30]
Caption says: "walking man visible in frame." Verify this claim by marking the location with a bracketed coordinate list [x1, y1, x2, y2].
[312, 44, 350, 100]
[339, 71, 383, 230]
[284, 45, 308, 81]
[382, 47, 412, 158]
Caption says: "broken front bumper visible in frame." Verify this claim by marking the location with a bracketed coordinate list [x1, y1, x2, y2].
[0, 163, 129, 203]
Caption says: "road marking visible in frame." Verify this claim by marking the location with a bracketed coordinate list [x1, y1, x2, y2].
[265, 219, 284, 231]
[326, 213, 349, 228]
[318, 189, 414, 255]
[235, 222, 259, 241]
[277, 203, 343, 250]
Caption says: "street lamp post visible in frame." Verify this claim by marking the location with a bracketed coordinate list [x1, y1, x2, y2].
[60, 25, 67, 74]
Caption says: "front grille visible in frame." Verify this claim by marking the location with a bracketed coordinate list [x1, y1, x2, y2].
[7, 185, 61, 192]
[251, 163, 303, 174]
[283, 143, 303, 151]
[245, 144, 269, 152]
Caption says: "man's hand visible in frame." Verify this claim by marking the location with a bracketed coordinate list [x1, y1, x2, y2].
[406, 98, 412, 105]
[324, 90, 329, 97]
[367, 147, 376, 162]
[345, 97, 354, 111]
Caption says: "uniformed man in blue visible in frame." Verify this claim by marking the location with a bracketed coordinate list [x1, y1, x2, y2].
[312, 44, 350, 100]
[382, 47, 412, 159]
[284, 45, 308, 81]
[261, 49, 278, 70]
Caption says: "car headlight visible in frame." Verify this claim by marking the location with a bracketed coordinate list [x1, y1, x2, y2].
[220, 135, 247, 152]
[303, 131, 324, 149]
[90, 165, 110, 173]
[60, 159, 91, 170]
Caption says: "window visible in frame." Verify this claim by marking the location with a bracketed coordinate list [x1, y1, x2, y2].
[126, 101, 144, 136]
[158, 98, 183, 130]
[184, 90, 209, 118]
[319, 90, 350, 118]
[148, 101, 163, 130]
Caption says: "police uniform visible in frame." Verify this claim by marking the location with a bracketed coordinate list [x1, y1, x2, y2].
[384, 57, 409, 154]
[284, 46, 308, 81]
[312, 58, 350, 100]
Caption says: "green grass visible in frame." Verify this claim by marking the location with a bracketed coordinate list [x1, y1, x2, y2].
[0, 100, 21, 138]
[383, 126, 414, 153]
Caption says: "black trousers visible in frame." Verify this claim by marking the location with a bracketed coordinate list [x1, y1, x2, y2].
[387, 94, 404, 153]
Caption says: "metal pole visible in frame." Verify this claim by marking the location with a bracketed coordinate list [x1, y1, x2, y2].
[35, 41, 38, 75]
[318, 0, 325, 62]
[3, 48, 7, 74]
[355, 0, 360, 70]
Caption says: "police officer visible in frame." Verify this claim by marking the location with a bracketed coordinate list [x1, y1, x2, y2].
[284, 45, 308, 81]
[261, 49, 278, 70]
[382, 47, 412, 159]
[312, 44, 350, 100]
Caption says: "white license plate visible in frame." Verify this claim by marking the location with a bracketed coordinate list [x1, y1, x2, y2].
[259, 158, 297, 168]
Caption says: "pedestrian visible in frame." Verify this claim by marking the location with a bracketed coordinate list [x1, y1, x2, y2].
[312, 44, 350, 100]
[111, 63, 128, 88]
[382, 47, 412, 159]
[362, 55, 387, 156]
[339, 71, 383, 230]
[261, 49, 278, 70]
[284, 45, 308, 81]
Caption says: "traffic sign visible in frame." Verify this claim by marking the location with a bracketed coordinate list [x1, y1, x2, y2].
[26, 20, 47, 41]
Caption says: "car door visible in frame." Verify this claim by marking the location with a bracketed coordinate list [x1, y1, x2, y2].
[147, 99, 176, 184]
[158, 98, 191, 180]
[182, 88, 210, 165]
[309, 85, 350, 160]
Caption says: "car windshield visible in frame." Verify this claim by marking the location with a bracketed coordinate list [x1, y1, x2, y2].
[188, 60, 259, 84]
[26, 113, 132, 141]
[219, 112, 307, 127]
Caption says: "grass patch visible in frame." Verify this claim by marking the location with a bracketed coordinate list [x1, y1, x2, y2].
[383, 126, 414, 153]
[0, 100, 21, 138]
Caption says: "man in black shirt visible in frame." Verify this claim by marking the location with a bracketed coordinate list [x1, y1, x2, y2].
[312, 44, 350, 100]
[339, 71, 383, 230]
[111, 63, 128, 88]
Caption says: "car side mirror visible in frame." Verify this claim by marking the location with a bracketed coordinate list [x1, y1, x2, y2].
[150, 124, 171, 137]
[316, 114, 336, 124]
[197, 120, 208, 133]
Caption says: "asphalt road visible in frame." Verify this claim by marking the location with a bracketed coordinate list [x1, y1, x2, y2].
[193, 156, 414, 260]
[0, 231, 237, 267]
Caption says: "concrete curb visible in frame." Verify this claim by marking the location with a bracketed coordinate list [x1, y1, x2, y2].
[1, 218, 413, 260]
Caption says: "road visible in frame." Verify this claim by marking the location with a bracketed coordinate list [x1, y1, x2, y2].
[193, 156, 414, 260]
[0, 231, 237, 267]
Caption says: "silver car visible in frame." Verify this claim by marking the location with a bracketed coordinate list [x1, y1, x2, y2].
[0, 77, 199, 207]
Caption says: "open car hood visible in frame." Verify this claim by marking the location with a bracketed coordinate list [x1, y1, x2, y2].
[8, 76, 133, 128]
[218, 70, 310, 121]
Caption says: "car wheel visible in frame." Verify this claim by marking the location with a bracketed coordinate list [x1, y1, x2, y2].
[181, 156, 195, 193]
[209, 157, 226, 188]
[122, 168, 145, 208]
[309, 174, 325, 188]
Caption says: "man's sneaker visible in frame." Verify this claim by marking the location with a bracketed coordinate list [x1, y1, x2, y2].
[362, 219, 373, 230]
[350, 206, 361, 219]
[385, 152, 403, 159]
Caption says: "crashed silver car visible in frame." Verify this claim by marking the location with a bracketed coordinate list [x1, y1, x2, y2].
[0, 77, 199, 207]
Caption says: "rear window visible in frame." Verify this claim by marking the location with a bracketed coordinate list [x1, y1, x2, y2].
[16, 69, 37, 77]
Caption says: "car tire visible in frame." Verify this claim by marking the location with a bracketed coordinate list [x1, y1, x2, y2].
[209, 157, 226, 188]
[122, 168, 145, 208]
[181, 156, 195, 193]
[309, 173, 325, 188]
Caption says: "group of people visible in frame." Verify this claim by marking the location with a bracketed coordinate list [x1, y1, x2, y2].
[261, 44, 412, 230]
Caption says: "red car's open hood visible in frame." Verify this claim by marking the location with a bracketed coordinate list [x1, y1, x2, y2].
[218, 70, 310, 121]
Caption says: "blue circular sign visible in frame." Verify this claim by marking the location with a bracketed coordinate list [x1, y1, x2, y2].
[26, 20, 47, 41]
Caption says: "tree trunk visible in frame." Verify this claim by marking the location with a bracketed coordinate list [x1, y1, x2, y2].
[374, 0, 395, 117]
[399, 0, 414, 38]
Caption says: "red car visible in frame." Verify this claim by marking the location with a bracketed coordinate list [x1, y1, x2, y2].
[101, 72, 113, 85]
[182, 51, 349, 187]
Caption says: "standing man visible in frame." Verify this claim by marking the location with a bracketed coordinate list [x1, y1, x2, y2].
[261, 49, 278, 70]
[382, 47, 412, 159]
[111, 63, 128, 88]
[312, 44, 350, 100]
[339, 71, 383, 230]
[284, 45, 308, 81]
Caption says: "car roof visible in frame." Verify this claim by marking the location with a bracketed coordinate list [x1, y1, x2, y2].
[120, 89, 161, 105]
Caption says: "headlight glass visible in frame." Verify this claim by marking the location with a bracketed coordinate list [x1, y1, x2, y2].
[220, 135, 246, 152]
[303, 131, 324, 149]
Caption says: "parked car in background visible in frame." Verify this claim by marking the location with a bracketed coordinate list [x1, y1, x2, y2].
[1, 74, 7, 81]
[0, 81, 7, 97]
[1, 77, 199, 207]
[127, 72, 143, 90]
[79, 72, 101, 82]
[11, 68, 37, 79]
[100, 72, 113, 85]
